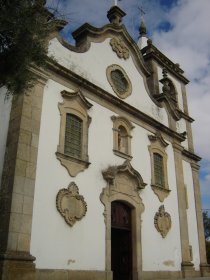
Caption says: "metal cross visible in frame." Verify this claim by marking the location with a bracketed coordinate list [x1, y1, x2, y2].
[138, 5, 146, 19]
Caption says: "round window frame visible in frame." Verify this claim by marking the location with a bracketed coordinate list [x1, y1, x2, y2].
[106, 64, 132, 99]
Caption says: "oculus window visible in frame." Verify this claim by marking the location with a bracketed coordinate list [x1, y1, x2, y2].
[107, 64, 132, 99]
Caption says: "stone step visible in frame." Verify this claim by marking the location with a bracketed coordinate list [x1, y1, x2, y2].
[156, 278, 210, 280]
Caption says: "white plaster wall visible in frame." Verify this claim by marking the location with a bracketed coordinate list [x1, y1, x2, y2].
[157, 66, 184, 111]
[182, 160, 200, 270]
[31, 79, 182, 271]
[30, 79, 124, 270]
[48, 38, 169, 127]
[176, 118, 188, 150]
[139, 141, 182, 271]
[0, 87, 12, 186]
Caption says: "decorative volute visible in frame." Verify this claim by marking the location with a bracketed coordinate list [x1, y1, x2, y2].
[107, 6, 126, 25]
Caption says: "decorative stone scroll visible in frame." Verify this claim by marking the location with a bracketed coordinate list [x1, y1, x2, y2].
[110, 38, 129, 59]
[56, 182, 87, 227]
[154, 205, 171, 238]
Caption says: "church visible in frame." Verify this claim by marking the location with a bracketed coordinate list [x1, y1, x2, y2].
[0, 3, 210, 280]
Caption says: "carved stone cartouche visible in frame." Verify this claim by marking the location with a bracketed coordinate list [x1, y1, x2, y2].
[154, 205, 171, 238]
[56, 182, 87, 227]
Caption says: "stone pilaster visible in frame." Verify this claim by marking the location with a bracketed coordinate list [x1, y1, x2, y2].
[191, 163, 210, 277]
[0, 69, 48, 280]
[172, 142, 194, 277]
[181, 83, 194, 153]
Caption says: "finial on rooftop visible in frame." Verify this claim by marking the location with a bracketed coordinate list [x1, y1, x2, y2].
[140, 19, 147, 37]
[107, 5, 126, 25]
[138, 6, 147, 37]
[137, 5, 148, 49]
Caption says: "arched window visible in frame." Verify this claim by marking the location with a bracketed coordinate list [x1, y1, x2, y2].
[111, 116, 134, 160]
[64, 114, 82, 158]
[118, 125, 128, 154]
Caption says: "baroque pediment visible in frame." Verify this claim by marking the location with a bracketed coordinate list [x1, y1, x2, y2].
[68, 23, 151, 78]
[102, 160, 147, 191]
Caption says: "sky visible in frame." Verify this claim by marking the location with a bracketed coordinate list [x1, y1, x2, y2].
[47, 0, 210, 213]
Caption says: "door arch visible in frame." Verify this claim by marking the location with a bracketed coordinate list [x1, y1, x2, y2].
[111, 201, 132, 280]
[100, 160, 146, 279]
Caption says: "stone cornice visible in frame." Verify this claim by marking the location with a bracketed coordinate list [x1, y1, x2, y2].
[141, 43, 189, 84]
[46, 59, 186, 143]
[0, 250, 36, 262]
[182, 149, 201, 162]
[177, 110, 194, 123]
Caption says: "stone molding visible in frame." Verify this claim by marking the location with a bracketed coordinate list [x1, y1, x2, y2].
[151, 184, 170, 202]
[173, 140, 194, 268]
[70, 22, 150, 77]
[111, 115, 134, 160]
[56, 182, 87, 227]
[148, 132, 170, 202]
[100, 160, 146, 276]
[56, 89, 92, 177]
[102, 160, 147, 190]
[154, 205, 171, 238]
[141, 40, 189, 84]
[106, 64, 132, 99]
[148, 131, 168, 148]
[0, 250, 35, 262]
[157, 68, 180, 121]
[46, 60, 187, 144]
[110, 38, 129, 59]
[107, 5, 126, 25]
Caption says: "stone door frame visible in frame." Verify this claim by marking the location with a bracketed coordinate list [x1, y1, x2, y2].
[100, 160, 146, 280]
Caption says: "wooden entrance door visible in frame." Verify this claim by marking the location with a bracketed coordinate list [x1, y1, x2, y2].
[111, 201, 132, 280]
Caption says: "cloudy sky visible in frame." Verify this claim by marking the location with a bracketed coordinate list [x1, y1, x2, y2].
[47, 0, 210, 212]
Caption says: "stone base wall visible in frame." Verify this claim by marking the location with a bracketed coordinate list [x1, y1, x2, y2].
[0, 260, 36, 280]
[35, 269, 210, 280]
[36, 269, 112, 280]
[1, 263, 210, 280]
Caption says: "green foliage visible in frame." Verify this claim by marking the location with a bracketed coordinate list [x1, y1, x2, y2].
[206, 241, 210, 263]
[202, 212, 210, 263]
[0, 0, 57, 95]
[203, 211, 210, 240]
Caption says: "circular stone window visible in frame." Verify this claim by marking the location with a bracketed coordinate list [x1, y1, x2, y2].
[107, 64, 132, 99]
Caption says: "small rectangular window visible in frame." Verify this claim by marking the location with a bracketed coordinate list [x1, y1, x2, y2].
[64, 114, 82, 158]
[154, 153, 164, 187]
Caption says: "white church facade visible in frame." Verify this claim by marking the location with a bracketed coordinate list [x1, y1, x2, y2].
[0, 5, 210, 280]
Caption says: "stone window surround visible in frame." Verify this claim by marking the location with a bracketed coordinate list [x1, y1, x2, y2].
[148, 132, 170, 202]
[111, 115, 134, 160]
[56, 89, 92, 177]
[106, 64, 132, 99]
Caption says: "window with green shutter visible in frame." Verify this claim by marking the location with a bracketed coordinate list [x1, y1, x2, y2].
[154, 153, 164, 187]
[64, 114, 82, 158]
